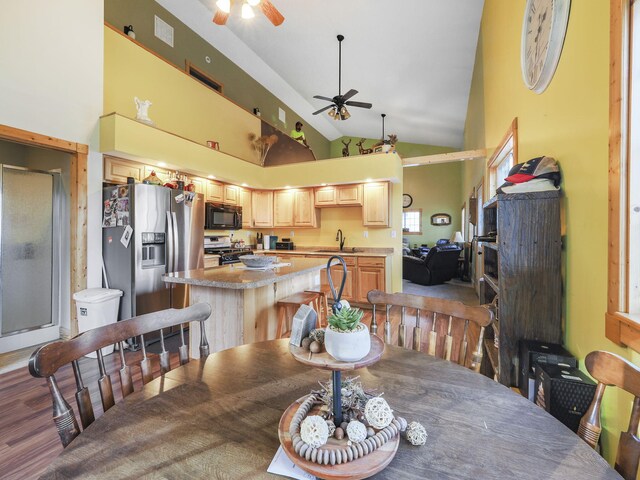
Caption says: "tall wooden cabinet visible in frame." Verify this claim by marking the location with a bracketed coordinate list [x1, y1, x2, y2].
[480, 190, 562, 386]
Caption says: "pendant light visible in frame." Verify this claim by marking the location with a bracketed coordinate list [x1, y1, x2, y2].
[380, 113, 391, 152]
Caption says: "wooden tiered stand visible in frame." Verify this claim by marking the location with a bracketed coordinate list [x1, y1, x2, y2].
[279, 335, 399, 479]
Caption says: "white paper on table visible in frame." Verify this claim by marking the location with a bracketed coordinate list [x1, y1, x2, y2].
[267, 446, 317, 480]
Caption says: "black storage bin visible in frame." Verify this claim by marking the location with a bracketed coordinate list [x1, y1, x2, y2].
[519, 339, 577, 401]
[534, 364, 596, 433]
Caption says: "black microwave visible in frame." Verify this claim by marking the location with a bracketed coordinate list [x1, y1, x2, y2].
[205, 203, 242, 230]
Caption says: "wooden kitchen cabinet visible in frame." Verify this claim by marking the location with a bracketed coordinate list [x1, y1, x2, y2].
[274, 189, 317, 227]
[321, 263, 356, 301]
[252, 190, 274, 227]
[356, 258, 386, 302]
[238, 187, 252, 228]
[144, 165, 172, 184]
[103, 156, 144, 184]
[314, 184, 362, 207]
[337, 184, 362, 205]
[189, 177, 207, 195]
[293, 189, 318, 227]
[224, 184, 239, 205]
[206, 180, 224, 202]
[362, 182, 390, 227]
[274, 190, 295, 227]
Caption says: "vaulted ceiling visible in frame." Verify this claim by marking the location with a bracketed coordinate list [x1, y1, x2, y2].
[157, 0, 484, 148]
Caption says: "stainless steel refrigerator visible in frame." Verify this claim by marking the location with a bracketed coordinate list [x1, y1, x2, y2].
[102, 183, 204, 320]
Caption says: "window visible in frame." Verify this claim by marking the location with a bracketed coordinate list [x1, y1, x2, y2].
[487, 119, 518, 199]
[607, 0, 640, 350]
[402, 209, 422, 234]
[186, 61, 224, 94]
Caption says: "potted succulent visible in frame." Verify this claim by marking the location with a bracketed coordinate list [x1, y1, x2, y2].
[324, 306, 371, 362]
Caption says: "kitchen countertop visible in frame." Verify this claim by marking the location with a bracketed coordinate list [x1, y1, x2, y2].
[163, 257, 325, 290]
[257, 248, 393, 258]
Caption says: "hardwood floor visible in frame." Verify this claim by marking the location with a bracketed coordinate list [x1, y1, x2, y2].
[0, 349, 181, 480]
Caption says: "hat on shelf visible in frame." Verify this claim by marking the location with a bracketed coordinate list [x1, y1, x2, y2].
[497, 156, 561, 194]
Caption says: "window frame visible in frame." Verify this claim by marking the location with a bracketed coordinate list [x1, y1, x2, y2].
[185, 61, 224, 95]
[607, 0, 640, 351]
[402, 208, 423, 235]
[487, 118, 518, 199]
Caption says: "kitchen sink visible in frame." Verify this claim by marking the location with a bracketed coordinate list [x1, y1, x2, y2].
[315, 248, 363, 253]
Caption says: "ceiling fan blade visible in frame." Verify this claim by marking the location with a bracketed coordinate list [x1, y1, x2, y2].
[213, 10, 229, 25]
[312, 105, 334, 115]
[260, 0, 285, 26]
[313, 95, 334, 102]
[341, 89, 358, 101]
[345, 100, 373, 109]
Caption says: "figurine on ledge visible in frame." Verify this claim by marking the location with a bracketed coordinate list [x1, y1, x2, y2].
[290, 121, 310, 148]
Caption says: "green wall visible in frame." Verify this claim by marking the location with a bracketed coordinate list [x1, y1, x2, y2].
[104, 0, 331, 159]
[402, 162, 462, 247]
[329, 136, 456, 159]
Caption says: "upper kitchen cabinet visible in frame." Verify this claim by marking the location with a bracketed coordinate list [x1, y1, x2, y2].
[314, 184, 363, 207]
[206, 180, 224, 203]
[224, 185, 239, 205]
[274, 189, 318, 228]
[104, 156, 144, 184]
[144, 165, 172, 184]
[252, 190, 274, 228]
[189, 177, 207, 195]
[363, 182, 390, 227]
[238, 187, 252, 228]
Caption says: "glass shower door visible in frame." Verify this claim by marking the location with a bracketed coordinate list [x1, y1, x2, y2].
[0, 166, 59, 351]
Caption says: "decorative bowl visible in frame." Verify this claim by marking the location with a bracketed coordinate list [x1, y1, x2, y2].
[238, 255, 276, 268]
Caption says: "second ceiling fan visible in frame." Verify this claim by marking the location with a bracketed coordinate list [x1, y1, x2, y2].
[313, 35, 372, 120]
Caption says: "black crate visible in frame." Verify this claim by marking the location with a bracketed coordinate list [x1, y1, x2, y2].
[535, 364, 596, 433]
[519, 340, 577, 401]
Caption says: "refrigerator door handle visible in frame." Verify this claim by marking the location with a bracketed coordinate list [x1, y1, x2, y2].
[166, 211, 174, 274]
[172, 211, 179, 273]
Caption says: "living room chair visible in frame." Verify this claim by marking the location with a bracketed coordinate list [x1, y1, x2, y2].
[29, 303, 211, 448]
[403, 244, 462, 286]
[367, 290, 494, 372]
[578, 351, 640, 480]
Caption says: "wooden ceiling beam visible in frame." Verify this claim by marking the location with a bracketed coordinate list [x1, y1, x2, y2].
[402, 148, 487, 167]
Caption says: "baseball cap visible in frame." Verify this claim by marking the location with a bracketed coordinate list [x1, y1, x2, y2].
[504, 156, 560, 185]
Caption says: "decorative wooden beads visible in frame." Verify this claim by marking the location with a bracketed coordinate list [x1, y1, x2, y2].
[291, 394, 402, 466]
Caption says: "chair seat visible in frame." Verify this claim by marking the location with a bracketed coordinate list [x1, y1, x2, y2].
[276, 291, 323, 339]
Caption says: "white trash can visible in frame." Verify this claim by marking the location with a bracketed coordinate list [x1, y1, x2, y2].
[73, 288, 123, 358]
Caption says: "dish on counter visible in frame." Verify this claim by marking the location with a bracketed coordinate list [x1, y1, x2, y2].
[238, 254, 276, 268]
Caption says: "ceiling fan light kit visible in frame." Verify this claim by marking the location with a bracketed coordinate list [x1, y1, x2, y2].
[241, 3, 255, 19]
[312, 34, 372, 120]
[213, 0, 284, 26]
[216, 0, 231, 13]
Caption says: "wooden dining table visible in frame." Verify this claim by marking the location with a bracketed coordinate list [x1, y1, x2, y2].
[41, 339, 620, 479]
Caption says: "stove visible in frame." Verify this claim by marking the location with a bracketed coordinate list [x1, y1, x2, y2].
[204, 235, 252, 265]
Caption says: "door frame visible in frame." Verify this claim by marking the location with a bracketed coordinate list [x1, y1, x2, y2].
[0, 124, 88, 337]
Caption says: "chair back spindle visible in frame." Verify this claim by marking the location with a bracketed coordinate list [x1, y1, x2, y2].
[384, 304, 392, 344]
[366, 291, 493, 371]
[578, 350, 640, 480]
[96, 349, 115, 412]
[159, 328, 171, 375]
[118, 342, 134, 398]
[71, 360, 95, 429]
[179, 325, 189, 365]
[370, 304, 378, 335]
[413, 309, 422, 352]
[29, 303, 212, 448]
[398, 306, 406, 348]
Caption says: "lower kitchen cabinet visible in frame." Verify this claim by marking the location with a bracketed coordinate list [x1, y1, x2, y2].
[321, 263, 356, 301]
[355, 267, 385, 302]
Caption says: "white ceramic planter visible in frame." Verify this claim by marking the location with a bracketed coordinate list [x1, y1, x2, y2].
[325, 324, 371, 362]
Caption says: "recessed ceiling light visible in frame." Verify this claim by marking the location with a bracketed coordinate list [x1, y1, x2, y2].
[321, 183, 328, 186]
[158, 162, 167, 167]
[365, 178, 372, 183]
[208, 175, 216, 179]
[241, 183, 248, 187]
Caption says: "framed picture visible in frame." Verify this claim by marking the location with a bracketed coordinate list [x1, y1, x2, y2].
[430, 213, 451, 226]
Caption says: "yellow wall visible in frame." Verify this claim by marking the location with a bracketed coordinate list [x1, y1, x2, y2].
[466, 0, 631, 462]
[104, 27, 262, 163]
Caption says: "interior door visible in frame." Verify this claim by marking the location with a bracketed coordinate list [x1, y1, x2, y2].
[0, 166, 60, 353]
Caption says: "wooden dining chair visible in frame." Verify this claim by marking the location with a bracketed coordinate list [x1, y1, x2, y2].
[578, 351, 640, 480]
[367, 290, 494, 371]
[29, 303, 211, 448]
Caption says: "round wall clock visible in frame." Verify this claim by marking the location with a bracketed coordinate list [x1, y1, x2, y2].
[521, 0, 571, 94]
[403, 194, 413, 208]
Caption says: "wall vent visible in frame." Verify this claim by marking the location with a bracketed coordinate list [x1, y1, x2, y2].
[154, 15, 174, 47]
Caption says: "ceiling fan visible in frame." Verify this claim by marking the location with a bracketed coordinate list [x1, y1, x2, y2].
[312, 35, 373, 120]
[213, 0, 284, 27]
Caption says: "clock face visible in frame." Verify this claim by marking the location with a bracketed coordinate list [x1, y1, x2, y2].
[521, 0, 571, 94]
[403, 194, 413, 208]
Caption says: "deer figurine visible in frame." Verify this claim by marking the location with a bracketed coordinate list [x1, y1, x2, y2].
[356, 138, 373, 155]
[341, 139, 351, 157]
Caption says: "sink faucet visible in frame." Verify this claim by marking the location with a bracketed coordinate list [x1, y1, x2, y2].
[336, 229, 345, 251]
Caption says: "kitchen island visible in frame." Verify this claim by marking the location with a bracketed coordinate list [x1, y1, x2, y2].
[163, 257, 326, 357]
